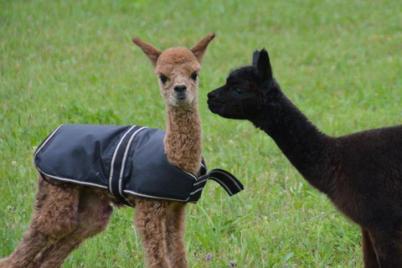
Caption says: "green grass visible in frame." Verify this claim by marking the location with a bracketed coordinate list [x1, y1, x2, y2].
[1, 0, 401, 267]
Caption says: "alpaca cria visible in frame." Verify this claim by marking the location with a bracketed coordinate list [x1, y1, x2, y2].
[207, 49, 402, 267]
[0, 34, 243, 268]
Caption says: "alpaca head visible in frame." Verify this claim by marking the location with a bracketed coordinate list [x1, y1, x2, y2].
[208, 49, 277, 119]
[133, 33, 215, 109]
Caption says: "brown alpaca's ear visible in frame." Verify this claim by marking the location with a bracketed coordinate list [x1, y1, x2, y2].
[191, 33, 215, 63]
[132, 37, 161, 66]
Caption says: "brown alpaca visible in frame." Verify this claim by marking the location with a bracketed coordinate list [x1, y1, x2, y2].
[0, 33, 215, 268]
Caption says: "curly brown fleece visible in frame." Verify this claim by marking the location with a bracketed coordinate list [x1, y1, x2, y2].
[0, 33, 215, 268]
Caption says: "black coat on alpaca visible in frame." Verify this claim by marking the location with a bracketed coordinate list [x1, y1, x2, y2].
[207, 49, 402, 268]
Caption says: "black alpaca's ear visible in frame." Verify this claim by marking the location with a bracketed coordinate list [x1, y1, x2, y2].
[252, 50, 260, 66]
[257, 49, 272, 81]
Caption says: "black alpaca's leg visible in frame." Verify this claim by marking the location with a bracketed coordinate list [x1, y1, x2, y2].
[369, 228, 402, 267]
[362, 228, 379, 268]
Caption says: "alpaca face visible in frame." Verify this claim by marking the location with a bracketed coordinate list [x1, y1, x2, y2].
[155, 48, 200, 107]
[133, 34, 215, 109]
[208, 49, 274, 119]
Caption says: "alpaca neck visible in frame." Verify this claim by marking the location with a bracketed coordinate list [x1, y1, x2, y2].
[164, 105, 202, 175]
[251, 85, 334, 193]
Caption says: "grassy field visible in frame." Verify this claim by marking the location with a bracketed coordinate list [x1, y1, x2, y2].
[1, 0, 401, 267]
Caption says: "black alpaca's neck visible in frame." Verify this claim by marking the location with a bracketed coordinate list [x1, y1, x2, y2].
[251, 84, 334, 193]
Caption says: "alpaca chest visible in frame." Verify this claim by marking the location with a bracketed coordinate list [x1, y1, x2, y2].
[34, 124, 243, 205]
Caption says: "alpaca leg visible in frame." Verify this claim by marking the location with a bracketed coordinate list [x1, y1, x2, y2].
[369, 228, 402, 267]
[35, 189, 113, 268]
[134, 199, 170, 268]
[0, 178, 80, 268]
[0, 230, 49, 268]
[362, 228, 379, 268]
[165, 203, 187, 268]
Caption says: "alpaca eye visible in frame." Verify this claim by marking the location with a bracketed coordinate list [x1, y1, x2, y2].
[190, 72, 198, 81]
[159, 74, 168, 84]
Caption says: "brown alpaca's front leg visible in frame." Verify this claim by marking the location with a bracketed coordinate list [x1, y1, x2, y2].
[362, 228, 379, 268]
[134, 199, 170, 268]
[35, 189, 113, 268]
[165, 203, 187, 268]
[0, 178, 80, 268]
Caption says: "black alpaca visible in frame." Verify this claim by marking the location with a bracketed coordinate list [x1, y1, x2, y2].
[207, 49, 402, 268]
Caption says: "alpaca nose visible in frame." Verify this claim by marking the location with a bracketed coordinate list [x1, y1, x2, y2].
[174, 85, 187, 93]
[207, 91, 216, 99]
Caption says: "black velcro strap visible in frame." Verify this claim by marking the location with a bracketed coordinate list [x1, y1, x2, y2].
[199, 159, 207, 176]
[188, 177, 208, 202]
[206, 169, 244, 196]
[190, 168, 244, 202]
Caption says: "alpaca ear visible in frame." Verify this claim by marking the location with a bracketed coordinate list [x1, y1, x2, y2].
[132, 37, 162, 66]
[252, 50, 260, 66]
[191, 33, 216, 62]
[257, 49, 272, 80]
